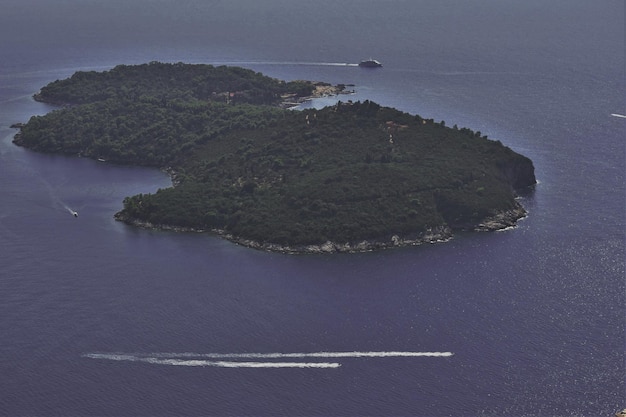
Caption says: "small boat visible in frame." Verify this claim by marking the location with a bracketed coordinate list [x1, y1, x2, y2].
[358, 59, 383, 68]
[72, 211, 78, 217]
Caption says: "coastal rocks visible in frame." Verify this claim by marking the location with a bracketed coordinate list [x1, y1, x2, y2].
[115, 203, 530, 254]
[251, 226, 452, 253]
[115, 209, 455, 254]
[116, 196, 530, 254]
[223, 229, 452, 254]
[202, 225, 454, 254]
[474, 204, 528, 232]
[279, 83, 352, 108]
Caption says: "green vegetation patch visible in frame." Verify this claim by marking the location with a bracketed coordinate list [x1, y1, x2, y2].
[14, 62, 536, 248]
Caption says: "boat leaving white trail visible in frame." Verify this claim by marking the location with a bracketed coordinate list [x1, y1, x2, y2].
[84, 354, 340, 368]
[63, 205, 78, 217]
[146, 351, 454, 359]
[84, 351, 453, 369]
[610, 113, 626, 118]
[211, 60, 359, 67]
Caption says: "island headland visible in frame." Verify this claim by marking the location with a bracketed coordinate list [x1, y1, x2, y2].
[13, 62, 536, 253]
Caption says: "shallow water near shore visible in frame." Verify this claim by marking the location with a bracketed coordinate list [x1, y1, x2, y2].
[0, 1, 624, 416]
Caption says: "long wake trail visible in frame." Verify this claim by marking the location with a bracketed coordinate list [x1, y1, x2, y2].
[84, 354, 339, 368]
[148, 351, 454, 359]
[34, 172, 78, 216]
[211, 60, 359, 67]
[84, 351, 453, 369]
[63, 205, 77, 216]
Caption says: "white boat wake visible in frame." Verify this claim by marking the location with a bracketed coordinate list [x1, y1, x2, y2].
[84, 351, 453, 369]
[211, 60, 359, 67]
[84, 353, 340, 368]
[145, 351, 454, 359]
[63, 205, 78, 217]
[610, 113, 626, 118]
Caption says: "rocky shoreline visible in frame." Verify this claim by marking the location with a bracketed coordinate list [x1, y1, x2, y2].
[114, 163, 529, 255]
[114, 205, 527, 254]
[279, 82, 353, 108]
[114, 210, 453, 254]
[473, 204, 528, 231]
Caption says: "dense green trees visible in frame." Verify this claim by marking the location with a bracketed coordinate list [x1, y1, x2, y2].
[15, 63, 536, 248]
[35, 61, 313, 106]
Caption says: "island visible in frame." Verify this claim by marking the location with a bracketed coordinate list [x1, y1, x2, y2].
[13, 61, 536, 253]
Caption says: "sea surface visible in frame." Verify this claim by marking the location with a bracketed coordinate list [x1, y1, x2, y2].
[0, 1, 624, 416]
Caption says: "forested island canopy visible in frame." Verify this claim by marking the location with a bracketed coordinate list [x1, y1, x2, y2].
[14, 62, 536, 252]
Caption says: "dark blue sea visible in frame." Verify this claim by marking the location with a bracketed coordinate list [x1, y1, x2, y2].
[0, 1, 624, 416]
